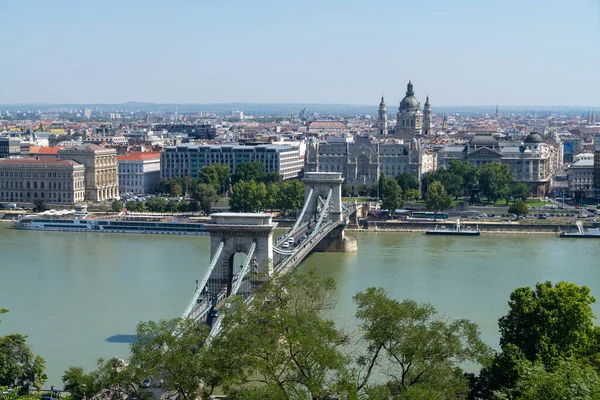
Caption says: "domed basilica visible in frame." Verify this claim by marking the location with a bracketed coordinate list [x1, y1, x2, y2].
[376, 81, 433, 136]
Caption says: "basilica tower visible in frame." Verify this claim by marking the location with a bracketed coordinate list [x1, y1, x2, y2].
[376, 95, 388, 135]
[423, 95, 433, 135]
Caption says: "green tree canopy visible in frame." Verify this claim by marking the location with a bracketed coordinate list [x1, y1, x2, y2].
[511, 182, 530, 202]
[199, 164, 231, 195]
[0, 334, 47, 392]
[379, 174, 404, 215]
[210, 270, 351, 399]
[353, 287, 492, 399]
[130, 318, 216, 400]
[425, 181, 453, 217]
[499, 281, 599, 365]
[479, 162, 513, 204]
[230, 181, 266, 213]
[233, 162, 267, 184]
[170, 183, 183, 198]
[145, 197, 167, 213]
[495, 358, 600, 400]
[111, 200, 123, 212]
[396, 173, 420, 192]
[508, 199, 529, 216]
[192, 183, 218, 215]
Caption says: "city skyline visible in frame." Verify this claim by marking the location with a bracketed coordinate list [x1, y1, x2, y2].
[1, 0, 599, 106]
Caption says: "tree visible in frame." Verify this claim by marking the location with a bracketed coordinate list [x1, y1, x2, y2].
[154, 179, 170, 195]
[210, 270, 351, 399]
[125, 201, 142, 212]
[199, 164, 231, 195]
[278, 180, 304, 215]
[145, 197, 167, 213]
[499, 281, 598, 365]
[233, 162, 267, 184]
[436, 168, 463, 199]
[192, 183, 218, 215]
[478, 281, 600, 396]
[403, 188, 420, 201]
[448, 160, 480, 197]
[62, 366, 98, 400]
[379, 175, 404, 216]
[425, 181, 453, 219]
[165, 200, 179, 213]
[341, 184, 352, 197]
[230, 181, 266, 212]
[0, 334, 47, 393]
[32, 199, 47, 213]
[129, 318, 217, 400]
[353, 287, 492, 399]
[511, 182, 530, 202]
[420, 173, 437, 199]
[170, 184, 183, 198]
[396, 173, 420, 192]
[264, 183, 280, 210]
[479, 162, 513, 204]
[508, 199, 529, 216]
[111, 200, 123, 212]
[503, 359, 600, 400]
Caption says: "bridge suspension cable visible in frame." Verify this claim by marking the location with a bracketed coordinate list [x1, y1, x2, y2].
[208, 241, 257, 339]
[289, 188, 312, 233]
[180, 240, 224, 320]
[312, 188, 333, 233]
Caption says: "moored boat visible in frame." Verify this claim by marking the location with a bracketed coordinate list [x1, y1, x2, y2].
[559, 221, 600, 238]
[426, 219, 480, 236]
[13, 211, 209, 236]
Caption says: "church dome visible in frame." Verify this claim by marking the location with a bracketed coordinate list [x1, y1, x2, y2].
[524, 132, 543, 143]
[399, 80, 420, 111]
[400, 95, 420, 110]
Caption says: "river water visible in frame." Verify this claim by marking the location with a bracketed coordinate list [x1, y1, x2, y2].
[1, 223, 599, 386]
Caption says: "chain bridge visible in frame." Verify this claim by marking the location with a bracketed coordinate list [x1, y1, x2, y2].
[179, 172, 359, 338]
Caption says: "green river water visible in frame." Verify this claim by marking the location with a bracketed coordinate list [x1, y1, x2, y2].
[0, 223, 599, 386]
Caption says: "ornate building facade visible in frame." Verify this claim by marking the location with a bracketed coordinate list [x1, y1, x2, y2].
[437, 132, 558, 196]
[395, 81, 423, 135]
[58, 144, 119, 202]
[305, 135, 435, 194]
[0, 159, 86, 204]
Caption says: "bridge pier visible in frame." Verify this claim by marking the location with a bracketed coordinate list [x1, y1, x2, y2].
[311, 224, 358, 253]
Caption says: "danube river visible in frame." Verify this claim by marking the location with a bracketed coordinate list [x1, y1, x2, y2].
[1, 223, 599, 386]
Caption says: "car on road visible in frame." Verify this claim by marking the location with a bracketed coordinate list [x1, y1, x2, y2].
[210, 309, 219, 318]
[141, 378, 153, 388]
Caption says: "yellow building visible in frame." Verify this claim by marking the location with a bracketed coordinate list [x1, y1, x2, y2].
[0, 159, 85, 204]
[58, 145, 119, 202]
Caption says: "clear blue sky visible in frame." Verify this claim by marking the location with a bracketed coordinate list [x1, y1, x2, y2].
[1, 0, 599, 106]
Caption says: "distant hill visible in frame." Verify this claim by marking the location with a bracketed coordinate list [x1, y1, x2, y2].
[0, 102, 591, 116]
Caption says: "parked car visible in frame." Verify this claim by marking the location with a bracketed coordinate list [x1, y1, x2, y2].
[141, 377, 153, 388]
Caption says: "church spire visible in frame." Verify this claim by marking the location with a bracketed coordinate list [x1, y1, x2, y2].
[380, 94, 385, 107]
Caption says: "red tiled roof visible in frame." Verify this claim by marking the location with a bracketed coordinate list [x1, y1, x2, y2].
[117, 151, 161, 161]
[308, 121, 347, 130]
[0, 158, 82, 166]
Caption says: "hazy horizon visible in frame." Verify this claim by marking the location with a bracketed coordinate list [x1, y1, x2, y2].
[1, 0, 599, 106]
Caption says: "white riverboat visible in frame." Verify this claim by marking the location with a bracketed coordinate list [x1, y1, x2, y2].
[13, 211, 209, 236]
[425, 219, 481, 236]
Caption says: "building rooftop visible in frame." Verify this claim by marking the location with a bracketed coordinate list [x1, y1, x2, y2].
[117, 151, 161, 161]
[0, 158, 82, 167]
[570, 159, 594, 168]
